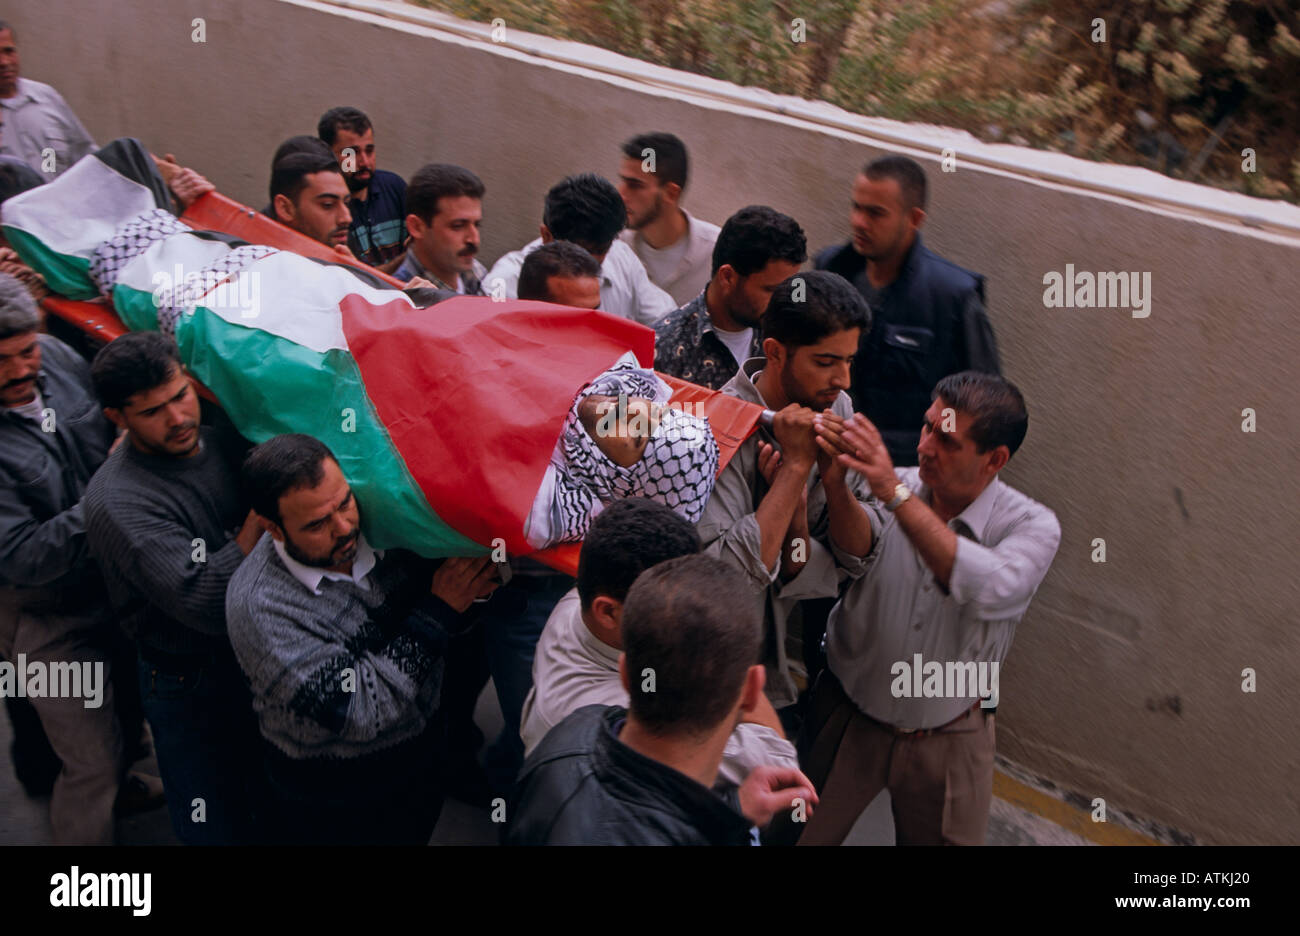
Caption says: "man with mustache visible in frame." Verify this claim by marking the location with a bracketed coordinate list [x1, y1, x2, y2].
[0, 273, 125, 843]
[83, 332, 265, 844]
[394, 163, 487, 296]
[318, 107, 408, 271]
[0, 20, 95, 177]
[226, 433, 499, 844]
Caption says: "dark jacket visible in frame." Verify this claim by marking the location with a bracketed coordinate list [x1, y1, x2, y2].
[504, 704, 754, 846]
[0, 334, 114, 603]
[815, 233, 1000, 464]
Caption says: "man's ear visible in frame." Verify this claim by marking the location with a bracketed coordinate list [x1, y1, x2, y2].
[589, 596, 622, 643]
[405, 213, 424, 241]
[739, 664, 766, 714]
[909, 206, 927, 230]
[273, 193, 295, 223]
[618, 653, 630, 695]
[984, 444, 1010, 478]
[761, 336, 786, 370]
[662, 181, 682, 206]
[714, 263, 738, 295]
[102, 406, 127, 432]
[539, 224, 553, 244]
[261, 515, 287, 544]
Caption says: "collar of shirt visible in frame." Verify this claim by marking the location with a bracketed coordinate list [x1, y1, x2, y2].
[400, 249, 485, 294]
[271, 532, 381, 595]
[0, 78, 40, 110]
[6, 390, 44, 423]
[728, 357, 769, 406]
[905, 466, 1002, 544]
[574, 612, 623, 670]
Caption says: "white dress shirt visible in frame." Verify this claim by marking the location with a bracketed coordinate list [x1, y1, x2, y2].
[619, 209, 721, 307]
[519, 587, 799, 787]
[484, 237, 676, 327]
[826, 467, 1061, 730]
[271, 532, 380, 596]
[0, 78, 95, 176]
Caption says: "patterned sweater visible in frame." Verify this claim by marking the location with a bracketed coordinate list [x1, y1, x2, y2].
[225, 535, 464, 760]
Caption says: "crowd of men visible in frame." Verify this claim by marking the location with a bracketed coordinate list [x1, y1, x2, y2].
[0, 18, 1061, 846]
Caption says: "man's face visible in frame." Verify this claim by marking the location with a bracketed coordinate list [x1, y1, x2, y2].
[775, 328, 858, 411]
[718, 260, 802, 329]
[108, 365, 202, 458]
[272, 458, 361, 572]
[330, 127, 376, 194]
[0, 30, 19, 98]
[545, 274, 601, 310]
[409, 196, 482, 277]
[278, 171, 351, 247]
[849, 173, 917, 262]
[0, 331, 40, 407]
[916, 397, 997, 500]
[616, 156, 666, 230]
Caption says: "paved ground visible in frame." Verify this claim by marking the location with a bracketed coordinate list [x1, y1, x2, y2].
[0, 683, 1169, 846]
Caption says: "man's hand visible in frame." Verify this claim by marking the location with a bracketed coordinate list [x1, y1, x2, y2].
[333, 243, 358, 260]
[235, 509, 263, 556]
[431, 556, 499, 612]
[771, 404, 818, 467]
[404, 276, 435, 290]
[813, 410, 853, 486]
[738, 765, 819, 828]
[836, 414, 899, 501]
[756, 441, 783, 487]
[109, 431, 126, 454]
[157, 154, 214, 210]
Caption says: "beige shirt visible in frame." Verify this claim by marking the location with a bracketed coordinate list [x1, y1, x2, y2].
[520, 587, 799, 788]
[697, 358, 883, 709]
[619, 209, 721, 307]
[827, 467, 1061, 730]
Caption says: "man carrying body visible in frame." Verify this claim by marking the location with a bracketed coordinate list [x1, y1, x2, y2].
[506, 554, 817, 845]
[516, 240, 601, 310]
[83, 332, 264, 844]
[0, 274, 123, 843]
[815, 155, 1000, 465]
[485, 173, 675, 326]
[615, 132, 719, 306]
[268, 150, 353, 256]
[0, 20, 95, 176]
[226, 434, 498, 844]
[393, 163, 487, 295]
[698, 270, 880, 725]
[654, 205, 805, 390]
[795, 371, 1060, 845]
[318, 107, 407, 270]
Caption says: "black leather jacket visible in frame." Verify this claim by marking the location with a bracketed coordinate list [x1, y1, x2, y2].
[504, 705, 754, 846]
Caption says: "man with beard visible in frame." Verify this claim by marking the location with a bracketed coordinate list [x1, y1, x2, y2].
[318, 107, 407, 270]
[269, 150, 353, 256]
[393, 163, 487, 295]
[226, 434, 499, 844]
[83, 332, 264, 844]
[616, 132, 719, 306]
[654, 205, 806, 390]
[814, 155, 1000, 465]
[698, 271, 881, 729]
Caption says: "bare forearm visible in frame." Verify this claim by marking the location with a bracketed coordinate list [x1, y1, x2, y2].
[756, 459, 812, 573]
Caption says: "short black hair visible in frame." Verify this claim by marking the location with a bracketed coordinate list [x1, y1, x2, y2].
[90, 331, 183, 410]
[518, 241, 601, 302]
[711, 205, 807, 277]
[762, 270, 870, 350]
[622, 554, 760, 737]
[542, 174, 625, 256]
[242, 434, 336, 526]
[405, 163, 485, 224]
[0, 155, 43, 204]
[576, 498, 701, 611]
[317, 107, 373, 147]
[269, 151, 342, 207]
[0, 20, 14, 39]
[620, 132, 688, 190]
[864, 154, 928, 212]
[270, 135, 333, 173]
[0, 272, 39, 340]
[933, 371, 1028, 457]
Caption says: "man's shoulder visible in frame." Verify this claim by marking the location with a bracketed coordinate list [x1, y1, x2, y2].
[36, 333, 89, 375]
[814, 241, 859, 274]
[227, 536, 300, 624]
[685, 212, 721, 240]
[912, 240, 984, 298]
[990, 478, 1061, 539]
[654, 293, 705, 338]
[12, 78, 60, 105]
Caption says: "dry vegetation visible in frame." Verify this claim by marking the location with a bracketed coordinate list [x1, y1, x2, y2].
[414, 0, 1300, 201]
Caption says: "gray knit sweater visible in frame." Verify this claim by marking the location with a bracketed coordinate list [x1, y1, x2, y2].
[226, 535, 462, 761]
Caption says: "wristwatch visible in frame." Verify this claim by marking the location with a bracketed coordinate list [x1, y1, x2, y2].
[884, 482, 912, 512]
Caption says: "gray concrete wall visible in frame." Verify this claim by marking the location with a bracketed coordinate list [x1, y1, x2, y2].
[9, 0, 1298, 844]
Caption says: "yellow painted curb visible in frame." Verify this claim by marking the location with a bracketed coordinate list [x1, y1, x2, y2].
[993, 770, 1161, 846]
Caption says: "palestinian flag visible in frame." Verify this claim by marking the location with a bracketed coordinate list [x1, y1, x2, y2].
[3, 139, 762, 569]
